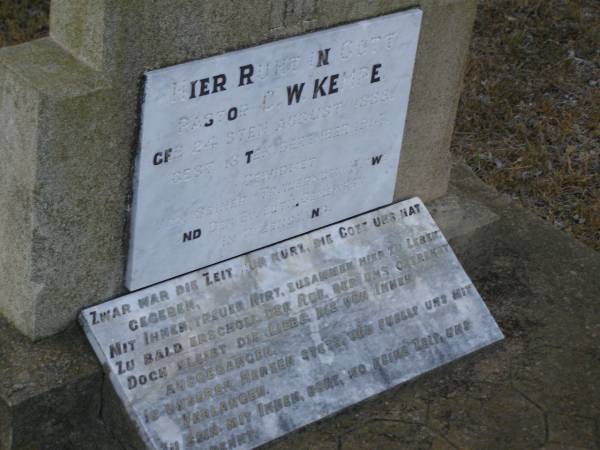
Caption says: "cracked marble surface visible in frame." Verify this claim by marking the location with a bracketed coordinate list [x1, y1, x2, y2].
[81, 197, 503, 450]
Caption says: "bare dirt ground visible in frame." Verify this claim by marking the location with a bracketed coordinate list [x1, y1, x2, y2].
[1, 0, 598, 250]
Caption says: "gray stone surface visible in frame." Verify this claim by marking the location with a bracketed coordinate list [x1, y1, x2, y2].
[0, 38, 130, 339]
[2, 163, 599, 449]
[80, 197, 503, 449]
[0, 0, 477, 339]
[0, 317, 103, 449]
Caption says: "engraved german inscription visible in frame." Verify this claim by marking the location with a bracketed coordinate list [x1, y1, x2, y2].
[81, 198, 504, 450]
[127, 9, 423, 289]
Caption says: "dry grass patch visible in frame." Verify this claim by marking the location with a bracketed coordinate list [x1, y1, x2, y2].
[453, 0, 599, 250]
[0, 0, 49, 47]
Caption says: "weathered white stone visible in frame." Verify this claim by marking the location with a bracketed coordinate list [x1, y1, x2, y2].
[82, 198, 503, 450]
[127, 9, 422, 289]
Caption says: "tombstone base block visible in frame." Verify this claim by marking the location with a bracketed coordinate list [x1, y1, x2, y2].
[0, 37, 129, 340]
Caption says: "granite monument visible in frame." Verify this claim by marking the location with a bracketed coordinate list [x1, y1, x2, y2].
[0, 1, 491, 449]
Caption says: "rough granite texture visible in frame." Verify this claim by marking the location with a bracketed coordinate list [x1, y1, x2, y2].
[0, 38, 129, 339]
[2, 162, 599, 449]
[0, 0, 477, 339]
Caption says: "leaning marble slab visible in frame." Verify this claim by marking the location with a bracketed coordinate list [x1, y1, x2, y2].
[80, 198, 504, 450]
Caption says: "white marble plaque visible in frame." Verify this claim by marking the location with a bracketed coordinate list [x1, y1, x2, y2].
[82, 198, 504, 450]
[127, 9, 423, 289]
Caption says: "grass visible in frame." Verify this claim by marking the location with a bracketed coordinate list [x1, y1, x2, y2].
[452, 0, 599, 250]
[1, 0, 598, 250]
